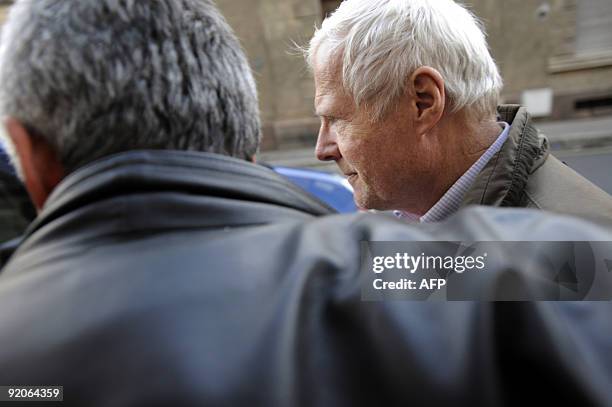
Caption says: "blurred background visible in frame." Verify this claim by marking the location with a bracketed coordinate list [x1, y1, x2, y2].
[0, 0, 610, 192]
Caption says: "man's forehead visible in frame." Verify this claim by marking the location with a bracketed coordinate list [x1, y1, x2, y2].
[313, 48, 349, 111]
[314, 78, 351, 116]
[313, 41, 343, 84]
[314, 61, 339, 90]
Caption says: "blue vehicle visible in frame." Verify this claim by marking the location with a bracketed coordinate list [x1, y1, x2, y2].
[273, 166, 357, 213]
[0, 143, 14, 176]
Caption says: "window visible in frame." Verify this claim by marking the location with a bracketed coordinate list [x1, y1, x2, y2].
[575, 0, 612, 55]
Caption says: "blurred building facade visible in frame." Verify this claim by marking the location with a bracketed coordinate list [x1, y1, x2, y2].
[215, 0, 322, 151]
[0, 1, 8, 21]
[466, 0, 612, 121]
[0, 0, 611, 151]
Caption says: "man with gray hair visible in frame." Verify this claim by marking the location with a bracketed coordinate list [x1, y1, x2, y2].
[0, 0, 262, 208]
[308, 0, 612, 222]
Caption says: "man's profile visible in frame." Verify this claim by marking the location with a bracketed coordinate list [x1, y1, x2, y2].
[306, 0, 612, 222]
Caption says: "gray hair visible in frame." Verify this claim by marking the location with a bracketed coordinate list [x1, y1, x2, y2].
[307, 0, 503, 122]
[0, 0, 260, 173]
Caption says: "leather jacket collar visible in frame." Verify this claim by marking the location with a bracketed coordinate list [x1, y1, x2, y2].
[15, 150, 335, 256]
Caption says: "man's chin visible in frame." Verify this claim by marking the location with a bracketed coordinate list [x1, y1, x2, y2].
[355, 203, 369, 212]
[353, 192, 390, 212]
[352, 194, 369, 211]
[351, 179, 394, 211]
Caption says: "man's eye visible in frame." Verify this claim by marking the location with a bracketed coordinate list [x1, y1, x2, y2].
[316, 114, 338, 126]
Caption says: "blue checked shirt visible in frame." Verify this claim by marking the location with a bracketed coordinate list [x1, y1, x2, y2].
[395, 122, 510, 223]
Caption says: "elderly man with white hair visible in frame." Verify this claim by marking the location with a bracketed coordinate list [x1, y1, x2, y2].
[308, 0, 612, 222]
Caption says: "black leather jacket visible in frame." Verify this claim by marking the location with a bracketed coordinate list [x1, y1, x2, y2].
[0, 150, 35, 243]
[1, 151, 611, 406]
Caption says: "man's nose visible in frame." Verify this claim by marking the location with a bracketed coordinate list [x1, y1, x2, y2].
[315, 125, 341, 162]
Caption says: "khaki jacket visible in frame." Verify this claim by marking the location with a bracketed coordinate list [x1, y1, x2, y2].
[462, 105, 612, 221]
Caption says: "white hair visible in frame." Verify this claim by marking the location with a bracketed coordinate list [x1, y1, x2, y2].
[307, 0, 503, 121]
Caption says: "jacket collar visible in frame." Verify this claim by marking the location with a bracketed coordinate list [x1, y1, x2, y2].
[461, 105, 548, 208]
[22, 150, 335, 242]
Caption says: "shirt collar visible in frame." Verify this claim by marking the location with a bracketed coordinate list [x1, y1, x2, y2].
[395, 122, 511, 223]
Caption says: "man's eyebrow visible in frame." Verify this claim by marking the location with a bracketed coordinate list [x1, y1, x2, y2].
[314, 101, 335, 117]
[314, 110, 337, 119]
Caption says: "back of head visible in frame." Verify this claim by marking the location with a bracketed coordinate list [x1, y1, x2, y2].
[0, 0, 261, 174]
[307, 0, 503, 121]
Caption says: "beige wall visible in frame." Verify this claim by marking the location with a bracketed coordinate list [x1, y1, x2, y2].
[0, 4, 9, 23]
[465, 0, 612, 118]
[217, 0, 322, 150]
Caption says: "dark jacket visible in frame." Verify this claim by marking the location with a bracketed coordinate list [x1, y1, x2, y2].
[1, 150, 612, 406]
[0, 148, 35, 243]
[462, 105, 612, 221]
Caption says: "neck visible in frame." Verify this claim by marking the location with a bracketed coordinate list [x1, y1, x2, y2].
[407, 114, 501, 216]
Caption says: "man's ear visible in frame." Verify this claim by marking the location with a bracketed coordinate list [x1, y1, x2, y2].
[4, 118, 64, 211]
[409, 66, 446, 135]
